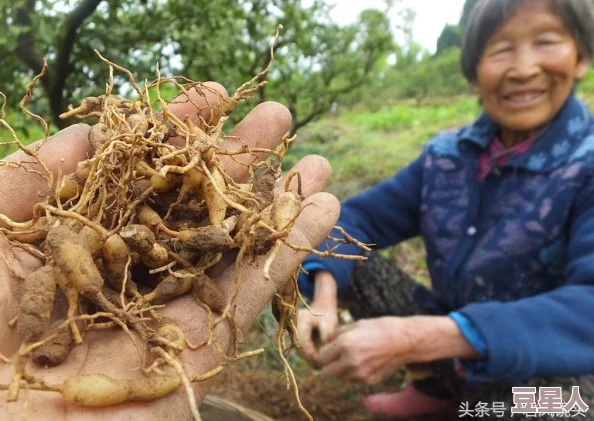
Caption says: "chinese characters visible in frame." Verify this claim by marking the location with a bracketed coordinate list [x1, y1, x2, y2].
[459, 386, 590, 418]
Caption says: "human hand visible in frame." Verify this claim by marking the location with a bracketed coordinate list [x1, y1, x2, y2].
[316, 315, 482, 386]
[0, 84, 339, 421]
[297, 271, 339, 365]
[316, 317, 416, 386]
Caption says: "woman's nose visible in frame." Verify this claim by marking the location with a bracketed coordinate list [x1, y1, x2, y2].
[508, 45, 541, 81]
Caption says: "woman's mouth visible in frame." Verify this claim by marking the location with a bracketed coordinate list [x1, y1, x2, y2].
[503, 90, 545, 106]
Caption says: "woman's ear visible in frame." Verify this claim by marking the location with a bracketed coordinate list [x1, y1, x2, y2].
[575, 57, 590, 80]
[469, 83, 483, 106]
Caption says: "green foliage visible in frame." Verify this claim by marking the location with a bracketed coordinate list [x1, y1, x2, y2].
[435, 0, 479, 55]
[353, 46, 470, 110]
[0, 0, 397, 134]
[0, 110, 46, 159]
[578, 67, 594, 93]
[436, 24, 462, 54]
[393, 47, 469, 103]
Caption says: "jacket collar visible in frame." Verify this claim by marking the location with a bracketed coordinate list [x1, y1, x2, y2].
[457, 95, 593, 172]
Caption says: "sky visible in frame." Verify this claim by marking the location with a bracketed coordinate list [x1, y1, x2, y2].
[327, 0, 467, 53]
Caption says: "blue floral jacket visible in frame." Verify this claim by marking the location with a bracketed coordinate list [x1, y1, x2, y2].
[298, 94, 594, 386]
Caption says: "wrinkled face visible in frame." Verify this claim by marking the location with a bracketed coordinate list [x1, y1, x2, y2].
[476, 2, 589, 146]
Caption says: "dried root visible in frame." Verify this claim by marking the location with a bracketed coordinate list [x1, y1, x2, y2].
[0, 25, 369, 421]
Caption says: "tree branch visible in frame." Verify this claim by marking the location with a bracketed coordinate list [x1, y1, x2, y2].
[49, 0, 103, 127]
[14, 0, 53, 91]
[293, 106, 325, 133]
[292, 48, 379, 132]
[55, 0, 104, 81]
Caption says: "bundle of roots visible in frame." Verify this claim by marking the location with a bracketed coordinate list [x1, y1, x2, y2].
[0, 28, 368, 421]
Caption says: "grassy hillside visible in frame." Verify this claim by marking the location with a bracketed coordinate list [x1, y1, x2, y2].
[286, 90, 594, 201]
[284, 95, 481, 201]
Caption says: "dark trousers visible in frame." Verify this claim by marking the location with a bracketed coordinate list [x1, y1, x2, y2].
[340, 252, 594, 420]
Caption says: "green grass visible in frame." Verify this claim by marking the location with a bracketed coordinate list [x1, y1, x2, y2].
[284, 95, 482, 200]
[286, 90, 594, 201]
[340, 95, 481, 132]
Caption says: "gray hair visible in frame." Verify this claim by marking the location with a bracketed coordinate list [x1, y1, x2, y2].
[461, 0, 594, 82]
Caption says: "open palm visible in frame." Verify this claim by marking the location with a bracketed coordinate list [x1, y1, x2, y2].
[0, 85, 339, 421]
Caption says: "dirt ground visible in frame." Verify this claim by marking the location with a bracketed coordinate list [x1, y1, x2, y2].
[209, 364, 371, 421]
[208, 363, 453, 421]
[207, 317, 406, 421]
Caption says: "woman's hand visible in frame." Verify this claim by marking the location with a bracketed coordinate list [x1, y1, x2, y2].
[297, 271, 339, 365]
[0, 84, 340, 421]
[316, 317, 415, 385]
[316, 316, 481, 385]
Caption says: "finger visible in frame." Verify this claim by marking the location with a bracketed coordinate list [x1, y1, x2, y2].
[335, 322, 358, 338]
[166, 82, 229, 147]
[0, 123, 93, 222]
[321, 355, 352, 379]
[219, 101, 292, 182]
[0, 232, 43, 355]
[298, 332, 319, 363]
[317, 336, 344, 367]
[167, 82, 229, 128]
[205, 153, 331, 279]
[297, 314, 318, 361]
[356, 356, 400, 386]
[275, 154, 331, 198]
[364, 365, 390, 386]
[318, 317, 336, 345]
[168, 191, 339, 340]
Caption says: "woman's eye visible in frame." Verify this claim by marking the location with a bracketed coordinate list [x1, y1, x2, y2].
[536, 39, 556, 46]
[535, 32, 563, 45]
[492, 46, 513, 55]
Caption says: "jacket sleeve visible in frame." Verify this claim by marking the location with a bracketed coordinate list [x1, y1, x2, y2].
[298, 152, 425, 300]
[457, 178, 594, 386]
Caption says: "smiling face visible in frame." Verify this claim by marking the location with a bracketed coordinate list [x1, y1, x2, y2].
[476, 2, 589, 147]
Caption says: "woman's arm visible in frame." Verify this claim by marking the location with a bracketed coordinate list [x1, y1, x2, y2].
[315, 315, 481, 385]
[407, 315, 483, 362]
[453, 176, 594, 386]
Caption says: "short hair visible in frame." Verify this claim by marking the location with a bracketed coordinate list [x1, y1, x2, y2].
[461, 0, 594, 82]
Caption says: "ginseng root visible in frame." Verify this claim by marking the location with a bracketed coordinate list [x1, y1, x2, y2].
[0, 37, 369, 421]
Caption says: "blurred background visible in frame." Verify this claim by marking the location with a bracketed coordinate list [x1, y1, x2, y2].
[3, 0, 594, 190]
[2, 2, 594, 419]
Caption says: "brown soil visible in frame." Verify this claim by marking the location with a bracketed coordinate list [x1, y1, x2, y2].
[209, 364, 371, 421]
[208, 321, 407, 421]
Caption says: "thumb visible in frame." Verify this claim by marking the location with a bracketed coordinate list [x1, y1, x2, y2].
[317, 312, 337, 345]
[0, 124, 93, 222]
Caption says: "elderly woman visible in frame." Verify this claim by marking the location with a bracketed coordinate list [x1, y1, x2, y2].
[297, 0, 594, 419]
